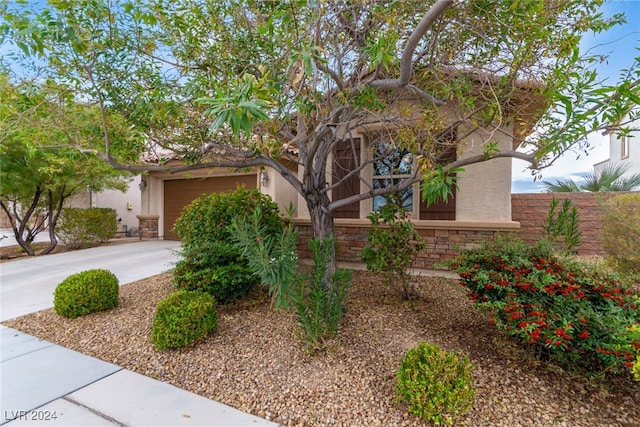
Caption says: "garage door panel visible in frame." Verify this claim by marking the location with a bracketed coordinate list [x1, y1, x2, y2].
[164, 175, 256, 240]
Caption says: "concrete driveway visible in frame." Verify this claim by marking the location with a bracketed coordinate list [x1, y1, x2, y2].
[0, 240, 181, 322]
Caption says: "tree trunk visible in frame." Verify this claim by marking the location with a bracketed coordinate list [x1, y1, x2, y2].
[40, 190, 61, 255]
[306, 191, 337, 281]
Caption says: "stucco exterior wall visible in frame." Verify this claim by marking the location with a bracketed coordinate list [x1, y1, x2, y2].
[67, 176, 142, 236]
[455, 126, 514, 222]
[259, 166, 299, 216]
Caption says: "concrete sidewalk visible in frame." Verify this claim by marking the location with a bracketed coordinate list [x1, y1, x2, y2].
[0, 241, 278, 426]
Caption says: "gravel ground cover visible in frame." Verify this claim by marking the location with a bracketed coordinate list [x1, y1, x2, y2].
[4, 271, 639, 426]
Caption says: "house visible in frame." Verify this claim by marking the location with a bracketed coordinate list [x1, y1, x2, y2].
[594, 115, 640, 177]
[138, 78, 546, 268]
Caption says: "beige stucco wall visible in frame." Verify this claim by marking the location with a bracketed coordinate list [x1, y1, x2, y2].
[259, 166, 299, 217]
[67, 176, 142, 235]
[455, 126, 514, 222]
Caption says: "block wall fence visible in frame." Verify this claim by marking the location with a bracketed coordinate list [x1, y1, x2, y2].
[511, 191, 636, 256]
[295, 191, 637, 269]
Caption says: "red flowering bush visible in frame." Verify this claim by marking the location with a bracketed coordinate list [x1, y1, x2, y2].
[450, 236, 640, 377]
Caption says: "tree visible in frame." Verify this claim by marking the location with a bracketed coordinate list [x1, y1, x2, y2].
[543, 164, 640, 192]
[2, 0, 639, 273]
[0, 75, 134, 255]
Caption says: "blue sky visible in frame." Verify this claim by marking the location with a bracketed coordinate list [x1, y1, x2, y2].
[511, 0, 640, 193]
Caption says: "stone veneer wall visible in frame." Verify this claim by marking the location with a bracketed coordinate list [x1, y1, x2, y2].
[137, 215, 159, 239]
[294, 220, 514, 269]
[511, 191, 637, 256]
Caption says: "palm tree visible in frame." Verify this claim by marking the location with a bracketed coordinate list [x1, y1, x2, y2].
[543, 164, 640, 192]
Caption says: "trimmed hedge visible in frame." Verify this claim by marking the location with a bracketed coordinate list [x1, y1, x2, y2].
[53, 269, 119, 318]
[151, 290, 218, 350]
[58, 208, 117, 248]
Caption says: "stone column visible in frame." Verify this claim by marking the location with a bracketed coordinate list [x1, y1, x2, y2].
[136, 215, 159, 239]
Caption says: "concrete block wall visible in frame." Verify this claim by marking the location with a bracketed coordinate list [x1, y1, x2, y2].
[511, 191, 637, 256]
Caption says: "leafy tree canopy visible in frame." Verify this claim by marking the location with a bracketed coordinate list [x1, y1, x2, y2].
[0, 73, 136, 255]
[2, 0, 638, 264]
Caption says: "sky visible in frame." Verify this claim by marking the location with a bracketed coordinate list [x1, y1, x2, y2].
[511, 0, 640, 193]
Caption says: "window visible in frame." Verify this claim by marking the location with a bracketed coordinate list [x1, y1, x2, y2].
[621, 135, 630, 159]
[372, 143, 415, 212]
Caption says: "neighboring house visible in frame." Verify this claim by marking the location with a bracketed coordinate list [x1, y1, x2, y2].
[0, 177, 142, 237]
[594, 115, 640, 177]
[68, 176, 143, 237]
[139, 81, 545, 268]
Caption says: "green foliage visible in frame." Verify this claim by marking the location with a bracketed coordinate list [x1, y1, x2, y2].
[541, 197, 582, 254]
[173, 241, 259, 304]
[150, 290, 217, 350]
[172, 187, 282, 247]
[53, 269, 119, 318]
[395, 343, 475, 426]
[450, 237, 640, 377]
[543, 164, 640, 192]
[632, 324, 640, 381]
[602, 193, 640, 277]
[57, 207, 117, 249]
[229, 204, 297, 310]
[421, 165, 463, 207]
[292, 237, 351, 353]
[0, 76, 133, 256]
[172, 188, 282, 303]
[362, 196, 425, 299]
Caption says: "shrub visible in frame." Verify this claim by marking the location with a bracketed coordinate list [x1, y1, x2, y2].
[291, 237, 351, 353]
[173, 241, 259, 303]
[151, 290, 218, 350]
[602, 193, 640, 277]
[450, 236, 640, 377]
[229, 204, 299, 310]
[172, 188, 283, 303]
[541, 197, 581, 254]
[395, 343, 475, 426]
[58, 208, 117, 248]
[53, 269, 119, 318]
[172, 187, 282, 246]
[362, 196, 426, 299]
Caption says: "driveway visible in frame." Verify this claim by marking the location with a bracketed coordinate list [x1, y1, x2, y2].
[0, 240, 181, 322]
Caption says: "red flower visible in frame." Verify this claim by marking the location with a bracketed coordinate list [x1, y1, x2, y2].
[577, 330, 589, 339]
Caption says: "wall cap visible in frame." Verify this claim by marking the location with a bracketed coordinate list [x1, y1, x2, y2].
[293, 218, 520, 231]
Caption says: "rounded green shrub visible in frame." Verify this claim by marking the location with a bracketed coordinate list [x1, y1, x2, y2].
[151, 290, 218, 350]
[395, 343, 475, 426]
[602, 193, 640, 277]
[172, 188, 282, 303]
[172, 187, 283, 246]
[53, 269, 119, 318]
[173, 241, 259, 303]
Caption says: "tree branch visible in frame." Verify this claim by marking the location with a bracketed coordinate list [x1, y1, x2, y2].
[368, 0, 454, 104]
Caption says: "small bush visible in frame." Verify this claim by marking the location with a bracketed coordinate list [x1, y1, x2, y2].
[229, 204, 299, 310]
[541, 197, 581, 254]
[58, 208, 117, 248]
[53, 269, 119, 318]
[291, 237, 351, 353]
[450, 236, 640, 377]
[395, 343, 475, 426]
[173, 241, 259, 303]
[602, 193, 640, 277]
[151, 290, 218, 350]
[362, 196, 426, 300]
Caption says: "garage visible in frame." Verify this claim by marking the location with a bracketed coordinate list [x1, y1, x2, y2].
[163, 174, 257, 240]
